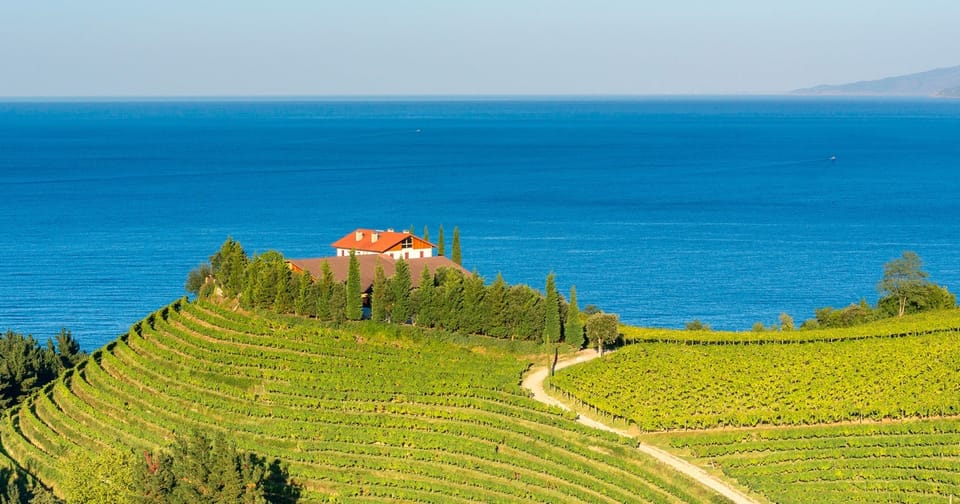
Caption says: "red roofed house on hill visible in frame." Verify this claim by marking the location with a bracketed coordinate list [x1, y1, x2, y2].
[287, 228, 467, 307]
[332, 228, 434, 260]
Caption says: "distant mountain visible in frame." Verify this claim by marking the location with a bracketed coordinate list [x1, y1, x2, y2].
[793, 65, 960, 97]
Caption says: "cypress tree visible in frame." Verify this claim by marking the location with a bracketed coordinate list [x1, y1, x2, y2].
[316, 261, 334, 321]
[294, 270, 316, 317]
[437, 225, 445, 256]
[371, 260, 388, 323]
[391, 258, 412, 323]
[483, 273, 509, 338]
[543, 273, 561, 346]
[451, 226, 462, 265]
[414, 266, 435, 327]
[329, 282, 347, 323]
[438, 271, 464, 331]
[564, 285, 584, 348]
[423, 225, 430, 243]
[346, 250, 362, 320]
[460, 271, 485, 334]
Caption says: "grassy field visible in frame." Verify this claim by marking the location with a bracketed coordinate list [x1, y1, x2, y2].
[549, 309, 960, 503]
[0, 299, 727, 503]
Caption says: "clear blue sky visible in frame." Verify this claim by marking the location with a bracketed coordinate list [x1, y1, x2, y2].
[2, 0, 958, 96]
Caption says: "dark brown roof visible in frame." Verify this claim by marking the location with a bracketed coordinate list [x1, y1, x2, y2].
[287, 255, 468, 291]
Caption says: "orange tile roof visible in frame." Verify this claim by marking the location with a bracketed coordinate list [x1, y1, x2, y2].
[331, 228, 435, 254]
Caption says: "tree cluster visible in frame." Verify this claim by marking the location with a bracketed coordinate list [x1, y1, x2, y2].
[197, 238, 587, 345]
[806, 251, 955, 329]
[0, 329, 84, 411]
[60, 430, 298, 504]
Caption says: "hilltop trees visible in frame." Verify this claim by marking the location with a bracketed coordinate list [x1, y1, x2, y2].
[0, 329, 85, 410]
[345, 250, 362, 321]
[200, 237, 589, 342]
[391, 258, 412, 323]
[371, 261, 388, 323]
[807, 251, 956, 328]
[210, 238, 248, 297]
[437, 225, 445, 256]
[451, 226, 462, 265]
[564, 286, 584, 348]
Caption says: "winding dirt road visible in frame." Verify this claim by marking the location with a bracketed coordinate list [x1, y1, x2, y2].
[522, 349, 758, 504]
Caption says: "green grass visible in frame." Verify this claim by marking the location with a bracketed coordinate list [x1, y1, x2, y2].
[0, 299, 726, 503]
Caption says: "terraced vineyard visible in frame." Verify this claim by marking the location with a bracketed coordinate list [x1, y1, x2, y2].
[643, 419, 960, 503]
[549, 310, 960, 503]
[0, 299, 727, 503]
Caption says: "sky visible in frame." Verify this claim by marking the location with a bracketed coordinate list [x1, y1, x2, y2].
[2, 1, 959, 96]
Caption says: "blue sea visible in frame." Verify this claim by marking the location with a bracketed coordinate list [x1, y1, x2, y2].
[2, 97, 959, 350]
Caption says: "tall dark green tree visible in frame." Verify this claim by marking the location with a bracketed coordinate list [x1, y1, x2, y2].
[564, 286, 584, 348]
[543, 273, 561, 346]
[329, 282, 347, 324]
[483, 273, 509, 337]
[315, 261, 334, 321]
[345, 250, 363, 321]
[371, 260, 388, 323]
[414, 266, 435, 327]
[437, 225, 445, 256]
[460, 271, 486, 335]
[391, 258, 412, 323]
[422, 225, 430, 243]
[210, 237, 249, 296]
[55, 328, 84, 369]
[451, 227, 462, 265]
[294, 270, 316, 317]
[437, 270, 464, 331]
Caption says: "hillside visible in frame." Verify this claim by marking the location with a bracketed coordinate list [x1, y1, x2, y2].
[0, 299, 727, 503]
[550, 310, 960, 502]
[793, 65, 960, 97]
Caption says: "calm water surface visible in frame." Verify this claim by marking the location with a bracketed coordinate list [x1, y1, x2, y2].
[1, 98, 959, 349]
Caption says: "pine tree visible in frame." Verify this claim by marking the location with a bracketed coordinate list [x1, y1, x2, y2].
[564, 285, 584, 348]
[543, 273, 561, 346]
[329, 282, 347, 323]
[414, 266, 435, 327]
[316, 261, 334, 321]
[451, 226, 462, 265]
[438, 271, 464, 331]
[437, 225, 445, 256]
[391, 258, 412, 323]
[460, 271, 485, 334]
[346, 250, 362, 320]
[294, 270, 316, 317]
[422, 225, 430, 243]
[483, 273, 509, 338]
[371, 260, 388, 323]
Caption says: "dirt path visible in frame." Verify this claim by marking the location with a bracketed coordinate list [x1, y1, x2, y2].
[522, 349, 759, 504]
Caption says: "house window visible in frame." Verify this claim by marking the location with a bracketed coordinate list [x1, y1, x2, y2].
[401, 237, 413, 249]
[419, 251, 424, 258]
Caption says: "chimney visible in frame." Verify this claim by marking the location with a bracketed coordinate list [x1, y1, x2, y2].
[355, 231, 364, 241]
[371, 232, 379, 243]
